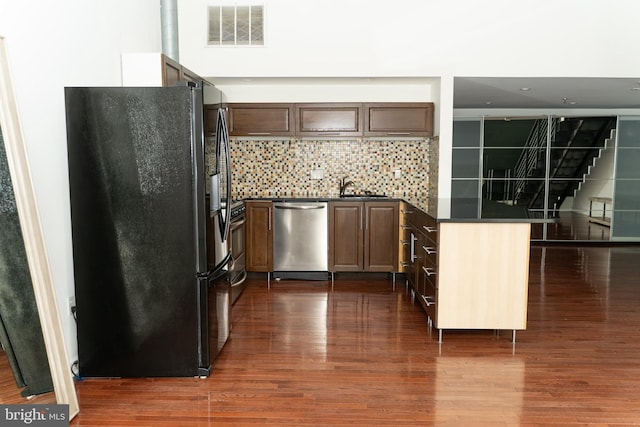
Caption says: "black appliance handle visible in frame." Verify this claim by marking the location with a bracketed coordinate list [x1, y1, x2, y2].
[218, 107, 232, 241]
[206, 252, 232, 279]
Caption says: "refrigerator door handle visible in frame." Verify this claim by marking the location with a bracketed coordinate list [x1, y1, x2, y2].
[218, 107, 232, 241]
[210, 174, 221, 212]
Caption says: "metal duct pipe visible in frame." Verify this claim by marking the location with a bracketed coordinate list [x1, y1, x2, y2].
[160, 0, 179, 62]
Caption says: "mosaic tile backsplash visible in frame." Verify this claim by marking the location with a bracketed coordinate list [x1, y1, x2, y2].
[207, 137, 437, 208]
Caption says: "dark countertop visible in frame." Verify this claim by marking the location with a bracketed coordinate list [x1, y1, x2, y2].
[240, 195, 557, 223]
[243, 195, 404, 203]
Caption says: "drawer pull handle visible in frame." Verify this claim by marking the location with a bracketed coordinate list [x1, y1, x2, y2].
[423, 226, 437, 233]
[422, 246, 436, 254]
[421, 295, 435, 306]
[411, 234, 418, 262]
[422, 266, 436, 276]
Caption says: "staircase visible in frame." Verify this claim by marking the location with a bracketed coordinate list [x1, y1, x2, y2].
[574, 129, 616, 195]
[513, 117, 616, 215]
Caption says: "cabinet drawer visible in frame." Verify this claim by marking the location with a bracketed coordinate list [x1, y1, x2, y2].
[421, 224, 438, 243]
[422, 272, 437, 321]
[422, 244, 437, 269]
[424, 268, 437, 292]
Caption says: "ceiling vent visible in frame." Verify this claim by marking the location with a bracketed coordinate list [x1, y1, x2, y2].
[207, 4, 264, 46]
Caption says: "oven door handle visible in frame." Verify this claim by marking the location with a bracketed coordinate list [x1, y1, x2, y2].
[230, 269, 248, 288]
[230, 217, 246, 231]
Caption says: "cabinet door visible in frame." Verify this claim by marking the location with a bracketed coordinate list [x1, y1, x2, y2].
[329, 202, 363, 271]
[180, 66, 201, 84]
[246, 201, 273, 272]
[228, 104, 296, 136]
[364, 103, 434, 137]
[364, 202, 399, 271]
[162, 55, 204, 87]
[162, 56, 182, 87]
[296, 103, 363, 137]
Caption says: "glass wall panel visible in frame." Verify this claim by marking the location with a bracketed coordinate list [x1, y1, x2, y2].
[453, 120, 481, 147]
[613, 117, 640, 240]
[613, 180, 640, 210]
[612, 211, 640, 238]
[452, 149, 480, 178]
[452, 119, 482, 218]
[450, 115, 624, 241]
[451, 180, 480, 218]
[615, 150, 640, 179]
[613, 118, 640, 148]
[483, 148, 524, 177]
[548, 115, 617, 241]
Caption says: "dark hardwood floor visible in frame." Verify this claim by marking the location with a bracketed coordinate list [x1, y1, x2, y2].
[2, 245, 640, 425]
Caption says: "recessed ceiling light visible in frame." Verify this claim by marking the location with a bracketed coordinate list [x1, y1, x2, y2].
[485, 101, 493, 105]
[520, 87, 531, 91]
[632, 87, 640, 91]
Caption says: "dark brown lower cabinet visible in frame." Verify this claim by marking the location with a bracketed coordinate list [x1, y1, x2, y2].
[329, 201, 398, 272]
[246, 200, 273, 272]
[329, 202, 363, 271]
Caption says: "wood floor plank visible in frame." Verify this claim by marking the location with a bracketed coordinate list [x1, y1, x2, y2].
[2, 246, 640, 425]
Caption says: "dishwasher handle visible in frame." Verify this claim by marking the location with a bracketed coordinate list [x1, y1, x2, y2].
[274, 205, 326, 210]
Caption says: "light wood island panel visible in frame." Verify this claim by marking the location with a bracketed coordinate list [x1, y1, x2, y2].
[436, 222, 531, 334]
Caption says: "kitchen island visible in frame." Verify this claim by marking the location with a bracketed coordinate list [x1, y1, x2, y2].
[400, 198, 535, 342]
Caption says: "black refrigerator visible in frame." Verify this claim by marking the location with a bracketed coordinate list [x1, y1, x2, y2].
[0, 128, 53, 396]
[65, 84, 232, 377]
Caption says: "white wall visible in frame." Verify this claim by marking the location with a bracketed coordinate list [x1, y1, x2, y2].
[0, 0, 162, 361]
[179, 0, 640, 79]
[179, 0, 640, 218]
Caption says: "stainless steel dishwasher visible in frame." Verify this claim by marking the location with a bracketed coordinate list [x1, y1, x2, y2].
[273, 201, 328, 280]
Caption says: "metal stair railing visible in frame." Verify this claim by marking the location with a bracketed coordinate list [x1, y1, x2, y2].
[512, 118, 555, 203]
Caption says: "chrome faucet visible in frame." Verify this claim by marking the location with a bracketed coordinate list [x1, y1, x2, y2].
[339, 176, 354, 196]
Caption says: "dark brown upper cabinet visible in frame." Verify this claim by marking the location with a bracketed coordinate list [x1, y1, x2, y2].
[364, 102, 434, 137]
[227, 103, 296, 137]
[296, 103, 363, 137]
[162, 54, 203, 87]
